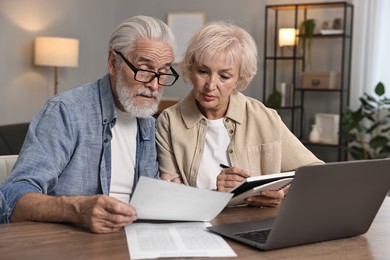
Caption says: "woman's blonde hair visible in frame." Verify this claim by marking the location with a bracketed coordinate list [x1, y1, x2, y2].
[181, 21, 258, 91]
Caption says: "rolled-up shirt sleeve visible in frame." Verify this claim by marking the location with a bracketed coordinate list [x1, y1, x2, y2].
[0, 100, 75, 223]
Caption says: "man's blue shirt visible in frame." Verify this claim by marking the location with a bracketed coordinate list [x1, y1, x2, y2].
[0, 74, 159, 223]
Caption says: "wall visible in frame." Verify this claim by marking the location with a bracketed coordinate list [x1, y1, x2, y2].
[0, 0, 361, 127]
[0, 0, 263, 125]
[0, 0, 117, 124]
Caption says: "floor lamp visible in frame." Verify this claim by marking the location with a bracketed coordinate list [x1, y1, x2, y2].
[34, 37, 79, 95]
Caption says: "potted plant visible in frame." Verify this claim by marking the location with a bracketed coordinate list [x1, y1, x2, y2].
[265, 90, 282, 109]
[298, 19, 316, 70]
[341, 82, 390, 160]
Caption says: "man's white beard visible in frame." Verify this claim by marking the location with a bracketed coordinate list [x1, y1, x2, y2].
[115, 71, 161, 118]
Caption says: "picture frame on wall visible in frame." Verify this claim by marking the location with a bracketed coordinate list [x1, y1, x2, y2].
[167, 12, 206, 63]
[315, 113, 340, 145]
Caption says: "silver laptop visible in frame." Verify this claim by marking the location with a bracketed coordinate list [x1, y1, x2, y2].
[208, 159, 390, 251]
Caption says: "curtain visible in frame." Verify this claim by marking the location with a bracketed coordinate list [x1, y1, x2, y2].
[351, 0, 390, 108]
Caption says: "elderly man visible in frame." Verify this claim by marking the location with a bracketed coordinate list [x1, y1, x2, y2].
[0, 15, 178, 233]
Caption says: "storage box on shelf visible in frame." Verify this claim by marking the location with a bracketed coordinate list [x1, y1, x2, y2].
[301, 71, 339, 90]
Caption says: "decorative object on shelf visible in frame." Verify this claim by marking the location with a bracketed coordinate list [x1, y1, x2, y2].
[341, 82, 390, 160]
[298, 19, 316, 70]
[320, 18, 344, 35]
[315, 113, 340, 144]
[301, 71, 339, 89]
[280, 82, 287, 107]
[34, 37, 79, 95]
[265, 90, 282, 109]
[332, 18, 343, 29]
[167, 12, 206, 63]
[321, 20, 331, 29]
[278, 28, 298, 56]
[321, 18, 343, 30]
[280, 82, 294, 107]
[309, 124, 321, 143]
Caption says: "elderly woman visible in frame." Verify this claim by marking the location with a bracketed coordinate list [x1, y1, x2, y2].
[156, 21, 323, 207]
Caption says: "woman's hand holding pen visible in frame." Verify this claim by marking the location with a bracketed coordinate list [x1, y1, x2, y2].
[216, 164, 250, 192]
[218, 164, 288, 207]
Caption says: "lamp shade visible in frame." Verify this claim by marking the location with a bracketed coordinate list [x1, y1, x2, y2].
[278, 28, 298, 47]
[34, 37, 79, 67]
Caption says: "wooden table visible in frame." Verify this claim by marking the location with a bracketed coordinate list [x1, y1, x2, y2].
[1, 198, 389, 260]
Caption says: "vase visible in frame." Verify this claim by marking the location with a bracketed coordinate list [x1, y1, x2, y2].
[309, 124, 321, 143]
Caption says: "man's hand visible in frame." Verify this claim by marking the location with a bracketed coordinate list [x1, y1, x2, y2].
[244, 184, 290, 208]
[75, 195, 137, 233]
[11, 193, 137, 234]
[216, 166, 250, 192]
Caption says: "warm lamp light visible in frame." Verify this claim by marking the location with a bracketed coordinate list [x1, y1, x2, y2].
[278, 28, 297, 47]
[34, 37, 79, 95]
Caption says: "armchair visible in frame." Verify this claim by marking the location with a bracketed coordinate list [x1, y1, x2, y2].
[0, 155, 18, 184]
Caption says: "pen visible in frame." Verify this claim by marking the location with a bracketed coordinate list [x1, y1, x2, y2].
[220, 164, 229, 169]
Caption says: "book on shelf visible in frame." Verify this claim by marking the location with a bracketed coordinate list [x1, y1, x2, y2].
[228, 171, 295, 206]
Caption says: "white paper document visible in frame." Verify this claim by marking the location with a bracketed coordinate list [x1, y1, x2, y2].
[130, 176, 233, 221]
[125, 222, 237, 259]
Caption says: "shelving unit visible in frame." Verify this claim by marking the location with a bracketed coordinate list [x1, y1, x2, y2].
[262, 1, 353, 162]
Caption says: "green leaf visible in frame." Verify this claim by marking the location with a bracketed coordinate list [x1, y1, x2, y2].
[366, 121, 381, 133]
[343, 132, 357, 142]
[350, 108, 364, 122]
[360, 97, 375, 110]
[378, 145, 390, 155]
[369, 135, 389, 149]
[375, 82, 385, 96]
[349, 146, 370, 160]
[381, 127, 390, 133]
[365, 94, 377, 103]
[364, 112, 375, 122]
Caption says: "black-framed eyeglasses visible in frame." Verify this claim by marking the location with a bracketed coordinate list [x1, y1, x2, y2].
[115, 51, 179, 86]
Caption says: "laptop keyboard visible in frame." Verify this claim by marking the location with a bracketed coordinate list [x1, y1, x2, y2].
[234, 229, 271, 244]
